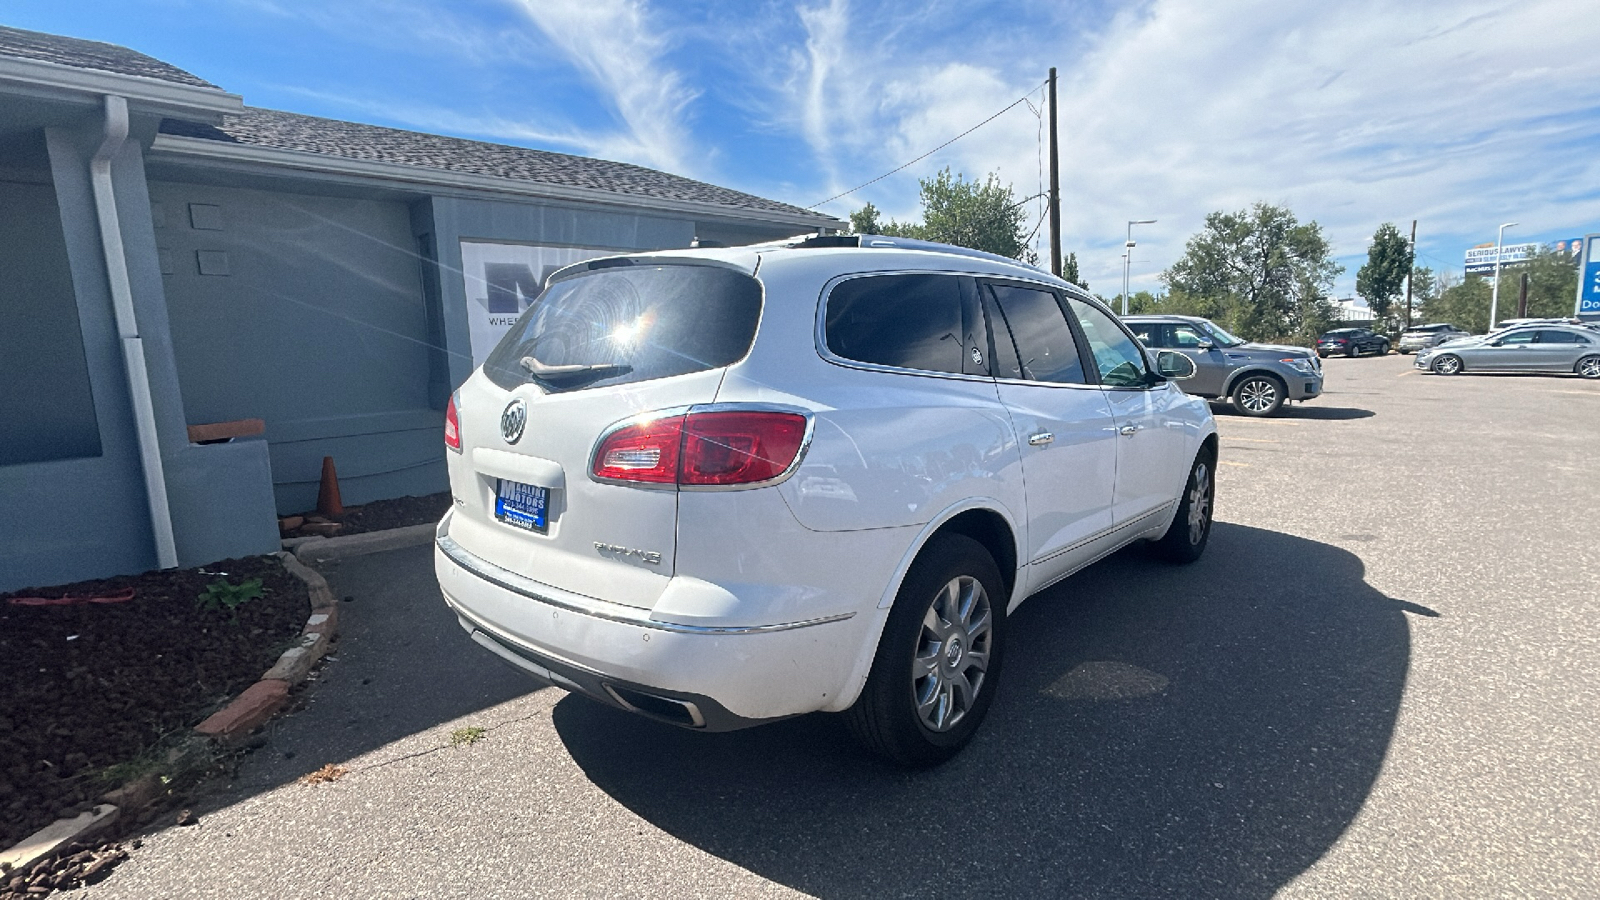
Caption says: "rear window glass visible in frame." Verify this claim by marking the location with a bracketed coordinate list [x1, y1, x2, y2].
[483, 264, 762, 393]
[824, 274, 968, 374]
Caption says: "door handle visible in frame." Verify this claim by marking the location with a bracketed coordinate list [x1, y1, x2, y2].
[1028, 432, 1054, 446]
[1119, 425, 1141, 437]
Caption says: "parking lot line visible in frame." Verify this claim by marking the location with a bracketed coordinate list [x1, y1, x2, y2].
[1553, 390, 1600, 396]
[1219, 460, 1251, 467]
[1225, 436, 1281, 443]
[1397, 369, 1418, 377]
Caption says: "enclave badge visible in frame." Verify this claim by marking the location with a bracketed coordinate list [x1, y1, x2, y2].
[500, 398, 527, 444]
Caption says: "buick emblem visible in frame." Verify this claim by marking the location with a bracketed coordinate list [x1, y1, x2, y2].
[500, 399, 527, 444]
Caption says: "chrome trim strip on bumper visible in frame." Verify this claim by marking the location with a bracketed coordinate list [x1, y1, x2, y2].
[436, 533, 855, 635]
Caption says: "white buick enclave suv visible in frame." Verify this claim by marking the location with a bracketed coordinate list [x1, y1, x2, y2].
[434, 235, 1218, 765]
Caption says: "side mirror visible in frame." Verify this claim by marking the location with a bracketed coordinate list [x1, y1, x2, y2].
[1156, 350, 1197, 380]
[1195, 340, 1215, 350]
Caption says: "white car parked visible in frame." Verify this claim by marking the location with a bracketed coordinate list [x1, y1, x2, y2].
[434, 235, 1218, 765]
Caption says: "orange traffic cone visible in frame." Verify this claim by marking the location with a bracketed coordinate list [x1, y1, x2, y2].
[316, 456, 344, 519]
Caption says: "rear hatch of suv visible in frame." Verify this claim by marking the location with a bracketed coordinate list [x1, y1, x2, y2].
[443, 258, 764, 610]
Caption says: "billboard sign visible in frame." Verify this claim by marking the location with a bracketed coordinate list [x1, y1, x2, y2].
[1464, 238, 1584, 275]
[1578, 234, 1600, 317]
[459, 241, 615, 367]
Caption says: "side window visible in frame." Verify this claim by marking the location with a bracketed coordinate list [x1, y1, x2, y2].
[1537, 330, 1576, 344]
[984, 284, 1087, 384]
[1171, 325, 1206, 348]
[1064, 295, 1153, 388]
[1499, 330, 1536, 345]
[825, 274, 967, 375]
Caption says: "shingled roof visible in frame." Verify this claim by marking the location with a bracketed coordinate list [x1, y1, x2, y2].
[160, 107, 830, 221]
[0, 25, 218, 89]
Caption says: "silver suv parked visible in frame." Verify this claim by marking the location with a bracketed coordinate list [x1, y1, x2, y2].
[1123, 315, 1322, 417]
[1398, 323, 1470, 354]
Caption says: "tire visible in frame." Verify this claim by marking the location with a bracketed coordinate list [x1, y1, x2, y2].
[1152, 449, 1215, 564]
[1577, 355, 1600, 379]
[846, 533, 1005, 767]
[1231, 374, 1285, 417]
[1347, 343, 1360, 358]
[1378, 341, 1390, 355]
[1317, 351, 1329, 359]
[1431, 354, 1463, 376]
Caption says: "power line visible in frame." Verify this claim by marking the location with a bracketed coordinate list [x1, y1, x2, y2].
[807, 80, 1048, 211]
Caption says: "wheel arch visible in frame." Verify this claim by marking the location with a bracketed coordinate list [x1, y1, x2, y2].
[826, 501, 1020, 715]
[1221, 366, 1288, 397]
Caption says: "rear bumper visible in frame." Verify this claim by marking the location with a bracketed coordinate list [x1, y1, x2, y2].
[434, 527, 877, 728]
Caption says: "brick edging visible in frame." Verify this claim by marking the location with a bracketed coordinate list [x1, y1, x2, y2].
[0, 552, 340, 879]
[191, 552, 338, 743]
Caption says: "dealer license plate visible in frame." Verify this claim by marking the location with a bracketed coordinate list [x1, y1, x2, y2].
[494, 479, 549, 533]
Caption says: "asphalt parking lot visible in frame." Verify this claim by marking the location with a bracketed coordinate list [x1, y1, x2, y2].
[81, 352, 1599, 899]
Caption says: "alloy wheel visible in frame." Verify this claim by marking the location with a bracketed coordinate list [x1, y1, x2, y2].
[911, 575, 992, 733]
[1239, 378, 1279, 413]
[1187, 462, 1212, 544]
[1578, 356, 1600, 379]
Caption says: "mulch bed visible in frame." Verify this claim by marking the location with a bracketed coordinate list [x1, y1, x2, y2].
[0, 555, 311, 854]
[279, 491, 450, 540]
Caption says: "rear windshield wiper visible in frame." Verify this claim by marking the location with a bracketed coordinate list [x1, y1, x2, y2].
[519, 356, 632, 383]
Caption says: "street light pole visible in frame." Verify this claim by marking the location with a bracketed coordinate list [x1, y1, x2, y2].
[1489, 222, 1516, 331]
[1123, 219, 1156, 316]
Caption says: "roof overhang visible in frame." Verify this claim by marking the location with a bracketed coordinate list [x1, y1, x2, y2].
[0, 55, 241, 122]
[147, 132, 842, 232]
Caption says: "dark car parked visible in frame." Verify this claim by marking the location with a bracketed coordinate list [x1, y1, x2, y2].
[1317, 328, 1389, 358]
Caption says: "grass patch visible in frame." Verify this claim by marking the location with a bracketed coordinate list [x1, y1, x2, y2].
[450, 726, 487, 746]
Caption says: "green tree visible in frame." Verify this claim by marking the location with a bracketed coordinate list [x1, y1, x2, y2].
[1356, 223, 1413, 333]
[1406, 265, 1439, 324]
[847, 168, 1034, 261]
[1424, 276, 1492, 332]
[1517, 245, 1580, 318]
[1062, 252, 1088, 289]
[1162, 202, 1343, 344]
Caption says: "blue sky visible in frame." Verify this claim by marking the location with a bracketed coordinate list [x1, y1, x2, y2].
[8, 0, 1600, 298]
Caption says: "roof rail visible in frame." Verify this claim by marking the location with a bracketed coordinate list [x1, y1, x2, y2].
[779, 233, 1049, 273]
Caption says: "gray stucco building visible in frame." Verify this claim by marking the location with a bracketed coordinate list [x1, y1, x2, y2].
[0, 26, 839, 592]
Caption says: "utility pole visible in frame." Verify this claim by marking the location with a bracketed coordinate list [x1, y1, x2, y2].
[1404, 219, 1417, 329]
[1048, 67, 1061, 278]
[1517, 272, 1530, 319]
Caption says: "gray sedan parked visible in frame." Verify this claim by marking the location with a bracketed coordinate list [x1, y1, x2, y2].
[1124, 314, 1323, 416]
[1416, 325, 1600, 378]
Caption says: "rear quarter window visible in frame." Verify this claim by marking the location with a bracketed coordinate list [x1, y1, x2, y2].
[823, 273, 973, 375]
[483, 264, 762, 392]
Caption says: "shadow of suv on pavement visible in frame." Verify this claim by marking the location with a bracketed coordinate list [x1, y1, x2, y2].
[553, 523, 1414, 900]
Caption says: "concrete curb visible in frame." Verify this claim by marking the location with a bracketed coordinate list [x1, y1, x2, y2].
[0, 552, 336, 882]
[290, 522, 436, 565]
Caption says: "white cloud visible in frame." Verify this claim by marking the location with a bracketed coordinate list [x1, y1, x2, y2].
[738, 0, 1600, 295]
[509, 0, 699, 173]
[1046, 0, 1600, 293]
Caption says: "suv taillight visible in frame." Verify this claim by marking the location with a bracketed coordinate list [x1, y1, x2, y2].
[592, 410, 808, 487]
[444, 394, 462, 452]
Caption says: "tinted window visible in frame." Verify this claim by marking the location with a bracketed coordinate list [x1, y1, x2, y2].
[1537, 330, 1578, 344]
[1498, 330, 1537, 345]
[484, 264, 762, 392]
[826, 274, 967, 374]
[985, 284, 1086, 384]
[1064, 296, 1152, 387]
